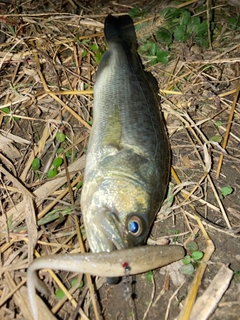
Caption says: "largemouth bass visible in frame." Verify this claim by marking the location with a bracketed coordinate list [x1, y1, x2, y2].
[81, 15, 170, 256]
[27, 16, 184, 320]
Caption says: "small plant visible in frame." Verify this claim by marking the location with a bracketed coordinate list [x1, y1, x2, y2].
[56, 131, 66, 143]
[146, 270, 153, 282]
[136, 6, 209, 66]
[55, 278, 84, 299]
[180, 241, 203, 275]
[233, 270, 240, 282]
[228, 17, 240, 31]
[129, 7, 148, 18]
[220, 186, 233, 199]
[161, 7, 209, 47]
[37, 206, 75, 226]
[1, 106, 20, 121]
[31, 131, 67, 178]
[90, 43, 103, 64]
[47, 157, 63, 178]
[75, 37, 104, 65]
[209, 135, 222, 143]
[32, 158, 41, 171]
[215, 120, 223, 127]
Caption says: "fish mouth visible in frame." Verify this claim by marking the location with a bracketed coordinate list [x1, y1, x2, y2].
[84, 207, 129, 253]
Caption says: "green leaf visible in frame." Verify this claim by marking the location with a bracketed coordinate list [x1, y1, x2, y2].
[182, 255, 192, 265]
[70, 278, 84, 288]
[76, 181, 83, 189]
[180, 263, 195, 275]
[139, 42, 153, 53]
[173, 230, 179, 243]
[81, 39, 90, 45]
[195, 36, 209, 48]
[196, 21, 208, 35]
[192, 251, 204, 261]
[129, 7, 147, 18]
[180, 10, 191, 27]
[229, 17, 240, 30]
[81, 227, 86, 237]
[174, 25, 189, 42]
[150, 42, 158, 56]
[56, 132, 66, 143]
[1, 107, 10, 114]
[52, 157, 63, 168]
[220, 186, 233, 198]
[186, 241, 198, 253]
[188, 16, 201, 34]
[209, 135, 222, 143]
[90, 43, 98, 51]
[155, 28, 173, 46]
[47, 168, 58, 178]
[66, 150, 77, 159]
[161, 7, 182, 21]
[57, 147, 64, 154]
[32, 158, 41, 171]
[95, 50, 103, 64]
[71, 278, 77, 286]
[146, 270, 153, 282]
[134, 21, 148, 32]
[38, 207, 74, 225]
[55, 288, 65, 299]
[156, 51, 169, 64]
[215, 120, 222, 127]
[0, 106, 20, 121]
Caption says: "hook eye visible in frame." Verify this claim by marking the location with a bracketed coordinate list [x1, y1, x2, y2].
[128, 216, 143, 236]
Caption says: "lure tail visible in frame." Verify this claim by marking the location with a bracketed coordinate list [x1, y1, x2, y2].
[104, 14, 137, 49]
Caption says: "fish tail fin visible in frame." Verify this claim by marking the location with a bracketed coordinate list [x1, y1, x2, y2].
[104, 14, 137, 49]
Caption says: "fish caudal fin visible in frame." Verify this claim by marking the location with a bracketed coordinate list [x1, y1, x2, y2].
[104, 14, 137, 49]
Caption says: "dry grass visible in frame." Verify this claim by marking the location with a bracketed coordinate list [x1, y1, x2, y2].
[0, 0, 240, 319]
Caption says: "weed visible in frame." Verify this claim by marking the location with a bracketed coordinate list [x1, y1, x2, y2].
[220, 186, 234, 199]
[55, 278, 84, 299]
[134, 6, 209, 66]
[180, 241, 204, 275]
[146, 270, 153, 282]
[37, 207, 75, 226]
[233, 270, 240, 282]
[31, 131, 66, 178]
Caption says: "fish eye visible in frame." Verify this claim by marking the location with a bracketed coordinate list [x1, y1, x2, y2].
[128, 216, 143, 236]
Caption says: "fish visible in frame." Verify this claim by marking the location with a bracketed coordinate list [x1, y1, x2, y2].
[26, 15, 185, 320]
[81, 15, 170, 258]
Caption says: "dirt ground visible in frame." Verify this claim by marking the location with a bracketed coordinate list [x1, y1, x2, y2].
[0, 0, 240, 320]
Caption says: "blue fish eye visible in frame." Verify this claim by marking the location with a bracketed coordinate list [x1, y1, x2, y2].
[128, 216, 143, 236]
[129, 221, 139, 233]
